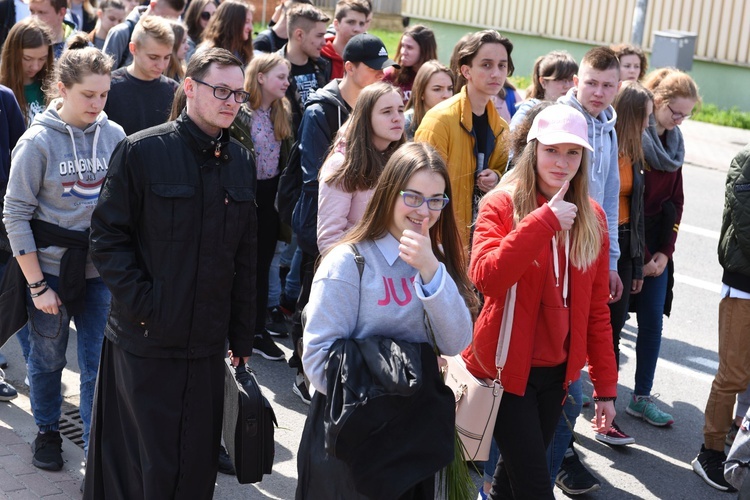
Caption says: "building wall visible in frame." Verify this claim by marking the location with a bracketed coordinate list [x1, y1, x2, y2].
[404, 0, 750, 111]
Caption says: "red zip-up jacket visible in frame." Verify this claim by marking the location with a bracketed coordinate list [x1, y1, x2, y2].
[463, 189, 618, 398]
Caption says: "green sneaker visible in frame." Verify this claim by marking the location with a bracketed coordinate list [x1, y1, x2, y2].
[626, 394, 674, 426]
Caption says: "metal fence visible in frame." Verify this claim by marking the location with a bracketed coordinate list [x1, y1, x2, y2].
[403, 0, 750, 66]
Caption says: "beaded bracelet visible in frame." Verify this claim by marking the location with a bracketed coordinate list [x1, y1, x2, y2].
[27, 279, 46, 289]
[592, 396, 616, 402]
[30, 285, 49, 298]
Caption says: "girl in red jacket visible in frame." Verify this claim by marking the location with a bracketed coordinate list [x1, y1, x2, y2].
[464, 104, 618, 499]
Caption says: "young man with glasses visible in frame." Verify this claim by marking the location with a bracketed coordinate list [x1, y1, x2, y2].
[85, 48, 256, 498]
[103, 15, 179, 135]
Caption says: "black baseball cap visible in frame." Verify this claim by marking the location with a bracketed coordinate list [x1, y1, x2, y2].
[343, 34, 400, 70]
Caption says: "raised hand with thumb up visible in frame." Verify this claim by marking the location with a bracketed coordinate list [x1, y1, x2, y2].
[399, 217, 440, 284]
[547, 180, 577, 230]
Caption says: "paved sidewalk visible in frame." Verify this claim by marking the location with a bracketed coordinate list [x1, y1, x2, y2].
[681, 119, 750, 172]
[0, 394, 84, 500]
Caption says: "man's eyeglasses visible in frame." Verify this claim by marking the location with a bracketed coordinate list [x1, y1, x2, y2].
[191, 78, 250, 103]
[667, 103, 691, 121]
[399, 191, 449, 211]
[200, 11, 213, 21]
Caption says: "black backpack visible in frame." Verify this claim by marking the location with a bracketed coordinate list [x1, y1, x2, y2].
[276, 99, 342, 226]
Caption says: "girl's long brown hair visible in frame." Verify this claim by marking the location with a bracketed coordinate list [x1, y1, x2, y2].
[164, 21, 187, 82]
[391, 25, 437, 86]
[323, 82, 405, 193]
[339, 142, 479, 317]
[405, 60, 454, 135]
[494, 137, 602, 270]
[200, 0, 254, 65]
[245, 53, 293, 141]
[613, 81, 653, 165]
[0, 18, 54, 121]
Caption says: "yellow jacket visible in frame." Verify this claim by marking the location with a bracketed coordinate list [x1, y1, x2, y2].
[415, 86, 509, 248]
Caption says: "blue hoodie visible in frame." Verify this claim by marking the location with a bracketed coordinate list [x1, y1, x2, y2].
[558, 88, 620, 271]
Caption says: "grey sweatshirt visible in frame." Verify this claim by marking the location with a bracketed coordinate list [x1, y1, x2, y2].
[558, 88, 621, 271]
[302, 235, 473, 395]
[3, 99, 126, 278]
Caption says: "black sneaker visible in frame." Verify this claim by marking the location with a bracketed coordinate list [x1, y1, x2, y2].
[252, 332, 285, 361]
[555, 449, 601, 495]
[692, 444, 737, 492]
[293, 373, 311, 405]
[218, 445, 236, 475]
[31, 431, 63, 471]
[266, 306, 289, 337]
[0, 368, 17, 402]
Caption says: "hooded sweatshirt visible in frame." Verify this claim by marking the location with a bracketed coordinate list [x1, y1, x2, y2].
[558, 88, 620, 270]
[3, 98, 126, 278]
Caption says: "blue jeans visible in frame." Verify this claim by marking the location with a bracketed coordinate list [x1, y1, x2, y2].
[634, 269, 669, 396]
[285, 244, 302, 302]
[268, 241, 286, 308]
[27, 274, 110, 453]
[547, 378, 583, 486]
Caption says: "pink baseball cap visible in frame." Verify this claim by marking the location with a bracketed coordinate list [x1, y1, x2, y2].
[527, 105, 594, 152]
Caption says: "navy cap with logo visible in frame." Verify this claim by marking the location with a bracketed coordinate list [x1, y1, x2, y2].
[343, 33, 400, 70]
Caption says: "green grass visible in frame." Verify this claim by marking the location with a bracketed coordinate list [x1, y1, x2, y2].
[366, 28, 401, 59]
[692, 104, 750, 130]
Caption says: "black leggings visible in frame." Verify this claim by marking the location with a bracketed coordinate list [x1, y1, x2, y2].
[254, 177, 280, 334]
[490, 364, 566, 500]
[609, 225, 635, 368]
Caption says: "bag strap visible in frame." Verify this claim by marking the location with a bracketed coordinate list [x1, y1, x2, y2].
[493, 283, 517, 380]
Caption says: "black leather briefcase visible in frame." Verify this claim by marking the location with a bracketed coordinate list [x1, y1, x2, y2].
[222, 359, 277, 484]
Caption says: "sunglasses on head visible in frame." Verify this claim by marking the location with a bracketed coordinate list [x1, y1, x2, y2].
[200, 11, 213, 21]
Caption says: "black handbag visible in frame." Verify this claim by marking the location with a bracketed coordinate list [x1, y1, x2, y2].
[222, 359, 277, 484]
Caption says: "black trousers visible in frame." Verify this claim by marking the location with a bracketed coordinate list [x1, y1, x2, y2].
[609, 225, 635, 368]
[490, 364, 566, 500]
[289, 249, 318, 368]
[255, 176, 281, 334]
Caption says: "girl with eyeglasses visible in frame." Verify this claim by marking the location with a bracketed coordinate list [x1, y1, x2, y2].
[625, 68, 700, 427]
[317, 82, 405, 255]
[183, 0, 218, 63]
[297, 141, 476, 499]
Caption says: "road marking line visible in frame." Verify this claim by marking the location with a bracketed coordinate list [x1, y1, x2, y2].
[681, 223, 720, 239]
[674, 273, 722, 294]
[619, 343, 714, 383]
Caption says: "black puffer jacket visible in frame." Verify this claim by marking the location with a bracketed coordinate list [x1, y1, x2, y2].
[90, 112, 258, 359]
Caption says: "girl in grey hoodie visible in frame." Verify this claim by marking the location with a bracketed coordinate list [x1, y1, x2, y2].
[2, 36, 125, 472]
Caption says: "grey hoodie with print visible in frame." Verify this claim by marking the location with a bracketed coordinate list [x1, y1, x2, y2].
[3, 98, 126, 278]
[558, 88, 621, 271]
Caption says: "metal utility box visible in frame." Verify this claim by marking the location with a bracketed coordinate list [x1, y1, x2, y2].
[651, 30, 698, 71]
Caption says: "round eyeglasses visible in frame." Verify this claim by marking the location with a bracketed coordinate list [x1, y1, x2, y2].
[191, 78, 250, 104]
[399, 191, 449, 211]
[667, 103, 691, 121]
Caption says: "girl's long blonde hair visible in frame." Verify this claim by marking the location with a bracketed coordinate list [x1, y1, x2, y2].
[494, 138, 603, 270]
[245, 53, 292, 141]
